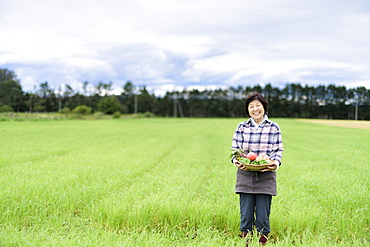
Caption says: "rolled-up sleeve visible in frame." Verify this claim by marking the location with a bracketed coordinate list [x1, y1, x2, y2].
[270, 127, 283, 165]
[231, 123, 244, 150]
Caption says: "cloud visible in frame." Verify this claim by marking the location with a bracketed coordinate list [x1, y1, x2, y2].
[1, 0, 370, 95]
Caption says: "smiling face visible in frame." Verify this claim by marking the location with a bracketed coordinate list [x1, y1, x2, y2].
[248, 100, 265, 124]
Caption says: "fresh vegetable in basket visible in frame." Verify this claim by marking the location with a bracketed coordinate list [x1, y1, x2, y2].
[246, 152, 257, 161]
[239, 157, 251, 164]
[230, 148, 270, 165]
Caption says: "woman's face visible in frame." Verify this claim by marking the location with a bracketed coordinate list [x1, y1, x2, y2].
[248, 100, 265, 124]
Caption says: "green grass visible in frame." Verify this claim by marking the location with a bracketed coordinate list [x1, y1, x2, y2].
[0, 118, 369, 246]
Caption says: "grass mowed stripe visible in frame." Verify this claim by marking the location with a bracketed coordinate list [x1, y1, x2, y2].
[298, 118, 370, 129]
[0, 118, 369, 246]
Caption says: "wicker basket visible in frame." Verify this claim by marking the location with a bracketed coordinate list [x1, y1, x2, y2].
[240, 163, 270, 172]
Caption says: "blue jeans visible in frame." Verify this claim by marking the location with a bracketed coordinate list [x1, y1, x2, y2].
[239, 193, 272, 235]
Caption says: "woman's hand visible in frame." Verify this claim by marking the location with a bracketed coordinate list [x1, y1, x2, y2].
[234, 161, 249, 171]
[260, 160, 279, 172]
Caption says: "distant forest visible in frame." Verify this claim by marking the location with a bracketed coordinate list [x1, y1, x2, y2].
[1, 67, 369, 120]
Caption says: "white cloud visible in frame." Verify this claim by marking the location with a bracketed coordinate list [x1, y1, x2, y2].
[1, 0, 370, 94]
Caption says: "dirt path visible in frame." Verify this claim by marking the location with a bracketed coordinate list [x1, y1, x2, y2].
[297, 119, 370, 130]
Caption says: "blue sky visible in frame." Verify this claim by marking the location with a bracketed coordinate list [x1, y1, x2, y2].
[1, 0, 369, 95]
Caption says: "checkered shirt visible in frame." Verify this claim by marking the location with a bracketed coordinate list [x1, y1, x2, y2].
[231, 117, 284, 165]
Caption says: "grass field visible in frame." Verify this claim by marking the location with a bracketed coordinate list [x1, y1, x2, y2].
[0, 118, 369, 246]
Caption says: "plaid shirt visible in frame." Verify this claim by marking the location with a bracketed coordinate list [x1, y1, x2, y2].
[231, 116, 284, 165]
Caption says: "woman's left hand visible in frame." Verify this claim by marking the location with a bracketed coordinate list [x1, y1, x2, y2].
[260, 160, 279, 172]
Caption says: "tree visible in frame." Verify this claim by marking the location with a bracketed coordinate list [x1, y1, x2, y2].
[82, 81, 90, 106]
[98, 97, 122, 114]
[72, 105, 92, 115]
[0, 79, 24, 111]
[122, 81, 134, 96]
[1, 66, 370, 120]
[121, 81, 135, 113]
[138, 86, 154, 113]
[36, 81, 58, 112]
[103, 81, 113, 96]
[0, 68, 17, 81]
[0, 105, 14, 112]
[63, 84, 76, 110]
[95, 81, 104, 95]
[0, 68, 24, 111]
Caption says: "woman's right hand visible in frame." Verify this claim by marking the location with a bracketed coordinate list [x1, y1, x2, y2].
[234, 161, 249, 171]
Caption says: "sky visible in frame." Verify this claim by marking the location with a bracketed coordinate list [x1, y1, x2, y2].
[1, 0, 370, 96]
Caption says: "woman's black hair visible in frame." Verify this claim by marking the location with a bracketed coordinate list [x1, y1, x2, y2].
[245, 93, 268, 117]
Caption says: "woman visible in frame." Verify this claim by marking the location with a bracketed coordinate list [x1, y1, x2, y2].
[231, 93, 283, 246]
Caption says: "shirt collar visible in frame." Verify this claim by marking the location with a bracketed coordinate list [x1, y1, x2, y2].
[247, 115, 269, 128]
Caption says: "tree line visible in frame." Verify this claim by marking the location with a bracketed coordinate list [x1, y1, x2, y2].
[1, 67, 369, 119]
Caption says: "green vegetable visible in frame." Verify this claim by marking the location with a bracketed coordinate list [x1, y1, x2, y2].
[230, 149, 243, 159]
[239, 157, 251, 164]
[229, 148, 246, 159]
[259, 160, 268, 165]
[230, 148, 270, 168]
